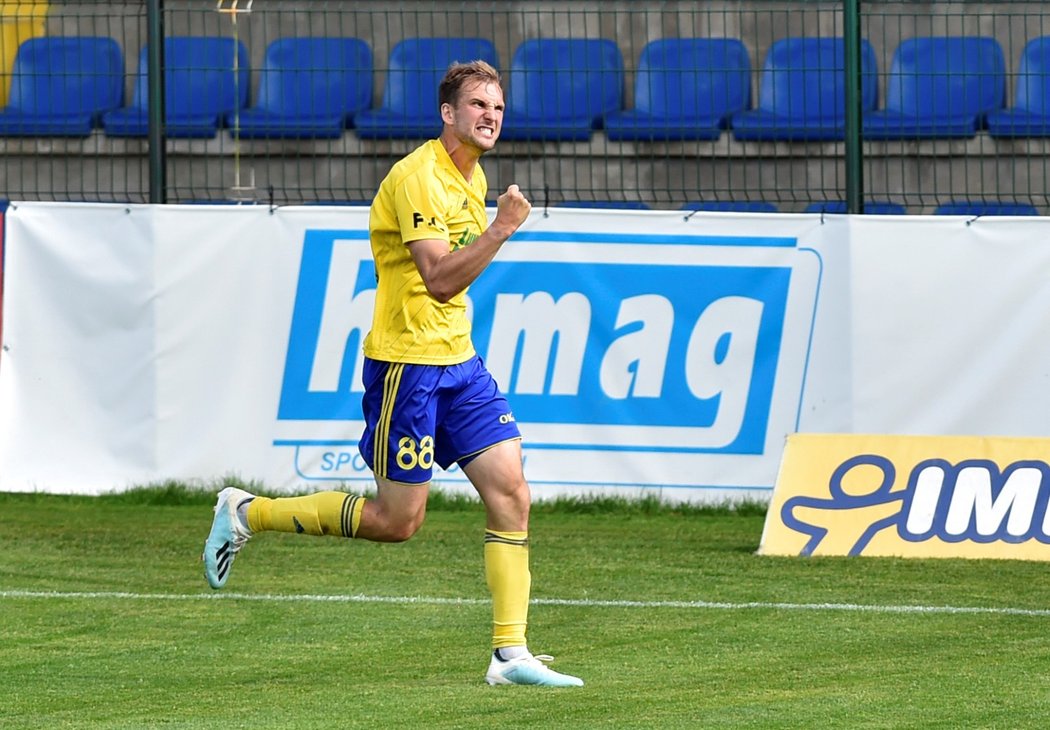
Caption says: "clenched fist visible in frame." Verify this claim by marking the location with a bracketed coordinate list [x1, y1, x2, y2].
[494, 184, 532, 233]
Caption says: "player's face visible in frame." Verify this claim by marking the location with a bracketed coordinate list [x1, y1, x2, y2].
[444, 79, 504, 152]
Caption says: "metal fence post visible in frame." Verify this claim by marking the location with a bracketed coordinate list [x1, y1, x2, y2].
[146, 0, 166, 203]
[844, 0, 864, 214]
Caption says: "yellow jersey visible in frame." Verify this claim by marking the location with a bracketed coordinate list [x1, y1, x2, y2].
[363, 139, 489, 364]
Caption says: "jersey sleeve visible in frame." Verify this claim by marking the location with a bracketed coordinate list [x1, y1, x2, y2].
[394, 169, 450, 245]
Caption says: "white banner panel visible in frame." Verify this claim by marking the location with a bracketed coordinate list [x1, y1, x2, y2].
[0, 204, 158, 488]
[846, 215, 1050, 435]
[4, 203, 1048, 502]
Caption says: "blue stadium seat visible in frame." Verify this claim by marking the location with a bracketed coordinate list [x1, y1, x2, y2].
[863, 37, 1005, 139]
[987, 36, 1050, 138]
[500, 38, 624, 142]
[681, 201, 777, 212]
[731, 37, 877, 141]
[804, 201, 907, 214]
[555, 200, 650, 209]
[228, 37, 372, 139]
[103, 36, 249, 138]
[354, 37, 498, 139]
[0, 36, 123, 137]
[604, 38, 750, 141]
[934, 201, 1039, 216]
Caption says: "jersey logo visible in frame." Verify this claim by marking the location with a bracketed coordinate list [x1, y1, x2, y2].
[411, 211, 442, 230]
[452, 229, 479, 250]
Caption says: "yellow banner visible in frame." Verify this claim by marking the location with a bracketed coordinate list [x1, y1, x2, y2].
[759, 433, 1050, 560]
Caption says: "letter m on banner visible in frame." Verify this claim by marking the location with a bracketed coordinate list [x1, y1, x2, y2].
[279, 230, 374, 421]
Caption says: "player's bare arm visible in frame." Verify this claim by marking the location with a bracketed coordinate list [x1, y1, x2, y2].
[409, 184, 531, 303]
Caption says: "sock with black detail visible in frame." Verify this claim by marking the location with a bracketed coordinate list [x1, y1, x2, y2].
[246, 492, 366, 538]
[235, 498, 253, 531]
[494, 646, 529, 661]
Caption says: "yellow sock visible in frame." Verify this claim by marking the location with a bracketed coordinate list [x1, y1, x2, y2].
[246, 492, 365, 538]
[484, 530, 531, 650]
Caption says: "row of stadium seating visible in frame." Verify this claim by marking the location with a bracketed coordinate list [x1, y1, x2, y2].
[1, 34, 1049, 141]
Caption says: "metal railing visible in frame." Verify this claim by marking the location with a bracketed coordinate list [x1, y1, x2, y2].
[0, 0, 1047, 213]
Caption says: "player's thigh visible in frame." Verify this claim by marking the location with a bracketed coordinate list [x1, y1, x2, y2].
[462, 439, 530, 531]
[373, 473, 430, 523]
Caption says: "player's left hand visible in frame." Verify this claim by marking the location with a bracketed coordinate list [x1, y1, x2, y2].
[493, 184, 532, 235]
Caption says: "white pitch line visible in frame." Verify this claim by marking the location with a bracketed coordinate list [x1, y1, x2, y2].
[1, 589, 1049, 617]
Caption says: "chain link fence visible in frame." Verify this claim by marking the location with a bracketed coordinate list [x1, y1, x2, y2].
[0, 0, 1047, 212]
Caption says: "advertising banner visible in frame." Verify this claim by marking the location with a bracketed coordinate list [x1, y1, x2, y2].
[4, 204, 1050, 503]
[0, 203, 835, 500]
[760, 433, 1050, 560]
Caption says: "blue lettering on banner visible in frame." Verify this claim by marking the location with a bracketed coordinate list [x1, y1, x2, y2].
[782, 455, 1050, 555]
[277, 229, 807, 456]
[278, 230, 375, 421]
[320, 450, 356, 472]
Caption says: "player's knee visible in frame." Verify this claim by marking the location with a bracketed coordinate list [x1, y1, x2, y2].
[508, 477, 531, 514]
[382, 516, 423, 542]
[484, 479, 530, 530]
[373, 503, 426, 542]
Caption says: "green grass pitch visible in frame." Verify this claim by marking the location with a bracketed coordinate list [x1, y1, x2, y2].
[3, 485, 1050, 728]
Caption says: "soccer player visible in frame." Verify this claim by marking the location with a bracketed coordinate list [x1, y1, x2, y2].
[202, 60, 583, 688]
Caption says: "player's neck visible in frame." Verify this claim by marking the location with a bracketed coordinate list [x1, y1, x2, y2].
[439, 132, 481, 182]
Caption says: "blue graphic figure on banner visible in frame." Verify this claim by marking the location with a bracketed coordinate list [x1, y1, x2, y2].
[781, 455, 906, 555]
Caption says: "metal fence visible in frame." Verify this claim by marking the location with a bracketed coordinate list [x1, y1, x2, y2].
[1, 0, 1049, 213]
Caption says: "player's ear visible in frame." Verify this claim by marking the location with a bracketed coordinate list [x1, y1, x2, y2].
[440, 102, 455, 125]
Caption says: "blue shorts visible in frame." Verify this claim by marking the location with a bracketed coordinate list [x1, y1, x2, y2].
[358, 355, 521, 484]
